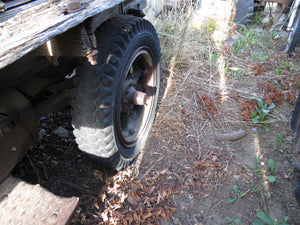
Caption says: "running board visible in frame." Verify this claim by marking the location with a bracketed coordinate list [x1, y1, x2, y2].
[0, 176, 79, 225]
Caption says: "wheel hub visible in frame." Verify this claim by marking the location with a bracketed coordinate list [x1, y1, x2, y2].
[123, 86, 147, 106]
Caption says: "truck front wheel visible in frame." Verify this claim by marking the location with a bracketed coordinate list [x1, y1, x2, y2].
[72, 16, 161, 170]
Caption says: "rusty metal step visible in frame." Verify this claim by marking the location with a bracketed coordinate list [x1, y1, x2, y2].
[0, 176, 79, 225]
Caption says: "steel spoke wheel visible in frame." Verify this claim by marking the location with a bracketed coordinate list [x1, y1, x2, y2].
[117, 49, 156, 148]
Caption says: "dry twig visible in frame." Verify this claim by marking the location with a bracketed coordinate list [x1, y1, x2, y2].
[26, 153, 40, 183]
[197, 91, 220, 128]
[139, 156, 164, 181]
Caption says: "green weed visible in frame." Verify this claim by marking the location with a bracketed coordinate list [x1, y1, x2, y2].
[228, 185, 246, 203]
[253, 211, 289, 225]
[232, 26, 272, 57]
[267, 159, 276, 183]
[205, 19, 217, 34]
[252, 185, 262, 194]
[268, 159, 276, 173]
[275, 133, 284, 149]
[225, 217, 242, 225]
[250, 97, 275, 132]
[255, 168, 266, 178]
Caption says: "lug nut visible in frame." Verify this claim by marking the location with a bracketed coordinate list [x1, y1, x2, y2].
[2, 123, 12, 133]
[128, 129, 135, 136]
[0, 121, 14, 137]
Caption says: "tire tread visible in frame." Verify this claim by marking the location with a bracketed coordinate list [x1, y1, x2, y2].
[71, 15, 160, 170]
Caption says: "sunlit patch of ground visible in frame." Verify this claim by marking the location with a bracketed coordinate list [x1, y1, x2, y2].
[74, 1, 300, 224]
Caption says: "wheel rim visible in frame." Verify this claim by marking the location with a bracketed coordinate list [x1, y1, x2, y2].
[116, 48, 157, 148]
[286, 13, 300, 52]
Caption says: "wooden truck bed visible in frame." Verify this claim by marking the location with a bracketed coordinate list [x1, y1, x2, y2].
[0, 0, 132, 69]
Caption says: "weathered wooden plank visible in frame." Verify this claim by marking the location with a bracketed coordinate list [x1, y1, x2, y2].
[0, 0, 126, 69]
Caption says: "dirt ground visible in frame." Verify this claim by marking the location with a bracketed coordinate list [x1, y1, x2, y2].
[11, 1, 300, 225]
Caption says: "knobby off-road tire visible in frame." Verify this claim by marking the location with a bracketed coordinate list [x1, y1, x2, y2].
[286, 12, 300, 55]
[291, 95, 300, 132]
[233, 0, 254, 25]
[291, 94, 300, 206]
[72, 16, 161, 170]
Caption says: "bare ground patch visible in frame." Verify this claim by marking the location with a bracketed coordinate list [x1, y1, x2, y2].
[136, 1, 300, 224]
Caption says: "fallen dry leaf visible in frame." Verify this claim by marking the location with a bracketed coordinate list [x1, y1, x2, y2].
[161, 212, 169, 221]
[194, 161, 208, 168]
[159, 167, 169, 175]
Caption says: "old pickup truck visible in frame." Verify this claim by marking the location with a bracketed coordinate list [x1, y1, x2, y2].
[0, 0, 161, 223]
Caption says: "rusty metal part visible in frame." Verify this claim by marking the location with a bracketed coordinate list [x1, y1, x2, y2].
[84, 25, 98, 65]
[67, 0, 83, 13]
[0, 0, 34, 12]
[0, 89, 38, 184]
[0, 89, 38, 139]
[124, 86, 147, 106]
[88, 33, 97, 49]
[134, 90, 147, 105]
[34, 91, 72, 117]
[84, 20, 98, 49]
[0, 124, 33, 185]
[86, 49, 98, 65]
[0, 176, 79, 224]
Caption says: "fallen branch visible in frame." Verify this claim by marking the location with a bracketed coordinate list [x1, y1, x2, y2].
[63, 181, 94, 194]
[215, 130, 247, 141]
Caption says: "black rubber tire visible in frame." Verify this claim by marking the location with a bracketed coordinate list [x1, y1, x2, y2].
[291, 94, 300, 132]
[291, 95, 300, 206]
[233, 0, 254, 25]
[286, 12, 300, 55]
[72, 16, 161, 170]
[295, 179, 300, 206]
